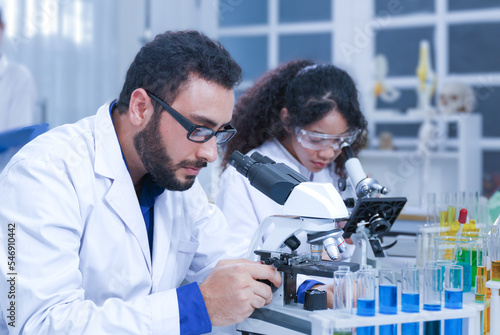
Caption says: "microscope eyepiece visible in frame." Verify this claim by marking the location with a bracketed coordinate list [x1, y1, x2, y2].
[228, 150, 307, 205]
[250, 152, 276, 164]
[228, 151, 256, 178]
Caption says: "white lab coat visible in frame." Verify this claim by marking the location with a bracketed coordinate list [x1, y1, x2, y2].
[216, 139, 355, 260]
[0, 103, 244, 334]
[0, 55, 37, 132]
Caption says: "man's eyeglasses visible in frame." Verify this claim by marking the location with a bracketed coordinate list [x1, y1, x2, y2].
[295, 128, 359, 151]
[147, 92, 237, 144]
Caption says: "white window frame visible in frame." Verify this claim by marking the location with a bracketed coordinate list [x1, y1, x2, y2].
[198, 0, 500, 197]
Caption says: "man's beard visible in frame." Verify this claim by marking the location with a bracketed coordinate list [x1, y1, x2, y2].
[133, 112, 207, 191]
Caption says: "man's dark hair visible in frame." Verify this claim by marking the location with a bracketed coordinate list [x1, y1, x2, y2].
[116, 30, 242, 113]
[0, 7, 3, 25]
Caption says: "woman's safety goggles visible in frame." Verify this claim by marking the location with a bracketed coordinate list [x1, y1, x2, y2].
[295, 128, 359, 151]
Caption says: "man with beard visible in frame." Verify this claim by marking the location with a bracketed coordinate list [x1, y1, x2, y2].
[0, 30, 281, 335]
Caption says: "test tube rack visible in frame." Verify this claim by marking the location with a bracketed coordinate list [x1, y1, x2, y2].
[309, 300, 483, 335]
[237, 292, 486, 334]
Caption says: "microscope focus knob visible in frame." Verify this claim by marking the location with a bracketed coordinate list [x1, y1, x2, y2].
[303, 289, 327, 311]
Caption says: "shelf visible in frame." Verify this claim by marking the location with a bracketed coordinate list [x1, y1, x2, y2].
[368, 112, 475, 123]
[360, 113, 482, 207]
[359, 149, 459, 160]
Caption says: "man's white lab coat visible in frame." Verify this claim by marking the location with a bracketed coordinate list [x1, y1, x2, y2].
[0, 103, 242, 334]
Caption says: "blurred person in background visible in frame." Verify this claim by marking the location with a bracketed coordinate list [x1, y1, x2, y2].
[0, 6, 37, 132]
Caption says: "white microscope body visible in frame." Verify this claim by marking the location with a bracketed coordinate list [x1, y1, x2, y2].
[228, 148, 406, 334]
[247, 181, 349, 261]
[245, 182, 351, 309]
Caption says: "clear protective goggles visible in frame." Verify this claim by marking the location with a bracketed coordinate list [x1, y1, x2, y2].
[295, 127, 359, 151]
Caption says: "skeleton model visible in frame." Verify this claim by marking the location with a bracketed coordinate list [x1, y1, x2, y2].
[416, 40, 436, 112]
[415, 40, 437, 201]
[373, 54, 400, 104]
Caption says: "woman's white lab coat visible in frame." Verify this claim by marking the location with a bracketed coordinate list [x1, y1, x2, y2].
[216, 139, 355, 260]
[0, 103, 242, 334]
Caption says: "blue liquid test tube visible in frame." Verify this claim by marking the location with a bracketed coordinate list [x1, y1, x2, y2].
[356, 266, 376, 335]
[423, 266, 442, 335]
[444, 265, 463, 335]
[378, 269, 397, 335]
[401, 266, 419, 334]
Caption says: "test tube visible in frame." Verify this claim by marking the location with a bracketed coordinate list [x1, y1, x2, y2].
[458, 192, 468, 222]
[477, 239, 487, 284]
[455, 239, 474, 292]
[475, 275, 487, 334]
[378, 269, 397, 335]
[474, 237, 490, 334]
[444, 265, 463, 335]
[423, 266, 442, 335]
[439, 192, 449, 228]
[356, 266, 376, 335]
[433, 235, 473, 292]
[401, 266, 419, 335]
[468, 191, 479, 229]
[448, 192, 458, 227]
[333, 266, 353, 335]
[427, 193, 438, 225]
[491, 228, 500, 281]
[475, 275, 486, 303]
[334, 265, 354, 313]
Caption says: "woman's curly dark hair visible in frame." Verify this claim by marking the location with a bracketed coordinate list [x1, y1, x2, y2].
[221, 59, 368, 177]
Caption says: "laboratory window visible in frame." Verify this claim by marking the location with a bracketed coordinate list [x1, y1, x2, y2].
[278, 0, 331, 23]
[375, 0, 435, 16]
[376, 88, 418, 113]
[473, 85, 500, 138]
[218, 0, 268, 27]
[278, 33, 332, 65]
[376, 27, 435, 77]
[448, 23, 500, 74]
[483, 151, 500, 198]
[448, 0, 500, 11]
[219, 36, 268, 82]
[375, 123, 421, 138]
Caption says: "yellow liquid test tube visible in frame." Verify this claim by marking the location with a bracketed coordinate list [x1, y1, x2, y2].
[447, 206, 455, 226]
[485, 269, 491, 334]
[486, 269, 491, 299]
[492, 260, 500, 282]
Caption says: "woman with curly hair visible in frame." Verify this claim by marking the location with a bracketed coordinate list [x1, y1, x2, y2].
[216, 59, 368, 261]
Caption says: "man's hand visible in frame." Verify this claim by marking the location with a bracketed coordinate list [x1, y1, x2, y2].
[199, 258, 282, 327]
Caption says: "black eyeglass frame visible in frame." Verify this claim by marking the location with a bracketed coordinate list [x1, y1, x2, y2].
[147, 92, 237, 144]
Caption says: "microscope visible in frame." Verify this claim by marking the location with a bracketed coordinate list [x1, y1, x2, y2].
[339, 142, 407, 268]
[228, 144, 406, 334]
[229, 150, 358, 302]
